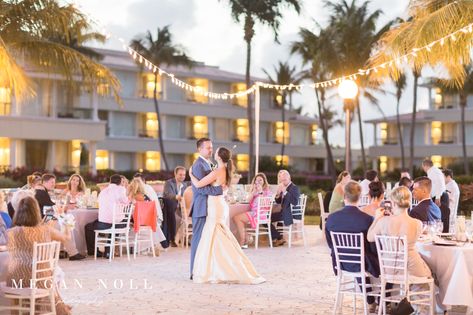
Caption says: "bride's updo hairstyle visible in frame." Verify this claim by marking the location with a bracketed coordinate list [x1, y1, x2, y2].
[217, 147, 234, 186]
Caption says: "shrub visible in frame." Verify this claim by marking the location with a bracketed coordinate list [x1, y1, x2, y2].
[0, 177, 22, 188]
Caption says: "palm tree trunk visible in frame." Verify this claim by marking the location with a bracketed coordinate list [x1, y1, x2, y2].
[245, 39, 254, 182]
[154, 74, 169, 171]
[356, 96, 367, 173]
[460, 90, 470, 175]
[409, 72, 419, 176]
[315, 88, 336, 184]
[281, 99, 286, 165]
[396, 96, 405, 169]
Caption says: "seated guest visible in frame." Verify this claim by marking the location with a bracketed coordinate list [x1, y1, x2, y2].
[162, 166, 188, 248]
[360, 170, 379, 196]
[270, 170, 300, 247]
[127, 177, 150, 202]
[0, 215, 7, 245]
[20, 171, 43, 190]
[120, 175, 129, 189]
[410, 177, 441, 222]
[0, 190, 6, 212]
[234, 173, 272, 248]
[398, 176, 413, 189]
[325, 181, 379, 310]
[34, 173, 56, 216]
[8, 174, 42, 219]
[6, 196, 72, 314]
[394, 169, 411, 188]
[368, 186, 432, 278]
[329, 171, 351, 213]
[85, 174, 129, 258]
[62, 174, 86, 209]
[361, 181, 385, 217]
[0, 211, 12, 229]
[133, 173, 163, 224]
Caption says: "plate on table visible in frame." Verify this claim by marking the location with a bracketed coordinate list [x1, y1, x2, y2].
[0, 245, 7, 252]
[433, 239, 457, 246]
[87, 207, 99, 210]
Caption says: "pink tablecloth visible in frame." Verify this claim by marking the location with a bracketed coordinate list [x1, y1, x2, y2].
[69, 208, 98, 255]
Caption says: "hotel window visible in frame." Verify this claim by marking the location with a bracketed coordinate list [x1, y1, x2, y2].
[431, 155, 442, 168]
[71, 140, 82, 168]
[0, 87, 11, 116]
[231, 83, 247, 107]
[275, 155, 289, 167]
[431, 121, 442, 145]
[311, 124, 318, 144]
[145, 151, 160, 171]
[142, 74, 162, 99]
[274, 122, 289, 144]
[0, 138, 10, 167]
[141, 113, 159, 138]
[234, 119, 249, 142]
[380, 122, 388, 144]
[97, 83, 110, 96]
[95, 150, 109, 170]
[192, 116, 208, 139]
[236, 154, 249, 171]
[379, 156, 388, 173]
[434, 88, 442, 109]
[187, 78, 208, 103]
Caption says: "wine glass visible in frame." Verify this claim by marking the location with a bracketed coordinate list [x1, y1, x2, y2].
[435, 219, 444, 235]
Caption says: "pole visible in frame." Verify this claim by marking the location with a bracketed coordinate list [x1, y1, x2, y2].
[254, 85, 260, 175]
[345, 106, 351, 173]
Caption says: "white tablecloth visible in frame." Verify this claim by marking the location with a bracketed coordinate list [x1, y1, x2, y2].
[417, 242, 473, 313]
[69, 208, 98, 255]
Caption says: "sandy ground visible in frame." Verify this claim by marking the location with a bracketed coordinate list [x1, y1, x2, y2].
[57, 227, 466, 315]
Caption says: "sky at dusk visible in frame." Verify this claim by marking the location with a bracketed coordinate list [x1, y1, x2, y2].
[75, 0, 432, 148]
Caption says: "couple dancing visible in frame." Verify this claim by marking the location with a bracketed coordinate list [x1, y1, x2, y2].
[189, 138, 265, 284]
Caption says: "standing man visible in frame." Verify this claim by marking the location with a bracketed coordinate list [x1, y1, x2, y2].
[189, 138, 223, 279]
[270, 170, 300, 247]
[422, 158, 446, 206]
[162, 166, 188, 248]
[360, 170, 378, 196]
[443, 169, 460, 226]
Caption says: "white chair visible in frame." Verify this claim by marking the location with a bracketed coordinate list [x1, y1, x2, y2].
[318, 192, 330, 233]
[358, 195, 370, 207]
[94, 203, 134, 262]
[412, 199, 419, 207]
[132, 202, 158, 259]
[178, 187, 193, 248]
[247, 196, 274, 249]
[278, 194, 308, 247]
[0, 241, 61, 315]
[374, 235, 434, 315]
[330, 232, 380, 315]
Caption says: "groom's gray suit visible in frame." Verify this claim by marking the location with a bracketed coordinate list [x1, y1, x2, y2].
[190, 156, 223, 277]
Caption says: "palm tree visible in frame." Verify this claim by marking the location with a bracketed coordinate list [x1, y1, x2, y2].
[130, 26, 192, 171]
[324, 0, 393, 173]
[392, 72, 407, 169]
[409, 69, 421, 175]
[291, 27, 339, 182]
[434, 65, 473, 175]
[0, 0, 120, 103]
[220, 0, 302, 181]
[263, 61, 302, 166]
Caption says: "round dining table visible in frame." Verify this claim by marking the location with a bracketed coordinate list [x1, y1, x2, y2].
[417, 241, 473, 314]
[68, 208, 99, 256]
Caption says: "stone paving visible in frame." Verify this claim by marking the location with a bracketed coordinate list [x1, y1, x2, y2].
[58, 227, 465, 315]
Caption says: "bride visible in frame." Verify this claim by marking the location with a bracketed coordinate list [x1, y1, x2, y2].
[189, 147, 265, 284]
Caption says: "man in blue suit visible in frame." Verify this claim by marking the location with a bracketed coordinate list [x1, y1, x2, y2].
[325, 181, 379, 309]
[410, 176, 441, 222]
[189, 138, 223, 279]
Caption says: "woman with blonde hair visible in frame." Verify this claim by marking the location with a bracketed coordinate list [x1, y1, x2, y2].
[328, 171, 351, 213]
[127, 178, 149, 202]
[62, 174, 86, 208]
[233, 173, 272, 248]
[367, 186, 431, 277]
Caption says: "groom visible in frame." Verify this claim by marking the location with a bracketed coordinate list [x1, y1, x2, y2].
[189, 138, 223, 279]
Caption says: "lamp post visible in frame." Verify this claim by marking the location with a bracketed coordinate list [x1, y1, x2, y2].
[338, 80, 358, 173]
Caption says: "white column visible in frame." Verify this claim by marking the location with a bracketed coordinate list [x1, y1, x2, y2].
[92, 91, 99, 121]
[51, 81, 58, 118]
[255, 85, 260, 175]
[89, 141, 97, 175]
[46, 141, 56, 171]
[11, 95, 19, 116]
[9, 139, 17, 169]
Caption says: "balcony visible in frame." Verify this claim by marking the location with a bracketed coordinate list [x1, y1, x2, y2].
[436, 136, 457, 144]
[138, 129, 158, 139]
[382, 137, 399, 145]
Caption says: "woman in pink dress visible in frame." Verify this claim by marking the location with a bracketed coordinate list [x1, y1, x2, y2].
[233, 173, 272, 248]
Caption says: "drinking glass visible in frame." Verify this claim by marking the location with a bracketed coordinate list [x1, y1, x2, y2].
[435, 219, 444, 234]
[465, 220, 473, 243]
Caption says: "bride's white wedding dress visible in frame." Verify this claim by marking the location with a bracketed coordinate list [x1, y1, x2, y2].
[193, 187, 265, 284]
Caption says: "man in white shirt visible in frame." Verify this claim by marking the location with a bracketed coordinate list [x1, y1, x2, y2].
[360, 170, 378, 196]
[443, 168, 460, 225]
[85, 174, 129, 258]
[422, 159, 446, 205]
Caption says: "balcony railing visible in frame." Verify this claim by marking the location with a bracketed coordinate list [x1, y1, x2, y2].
[435, 136, 457, 144]
[381, 137, 399, 145]
[138, 129, 158, 139]
[187, 132, 209, 140]
[233, 135, 249, 143]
